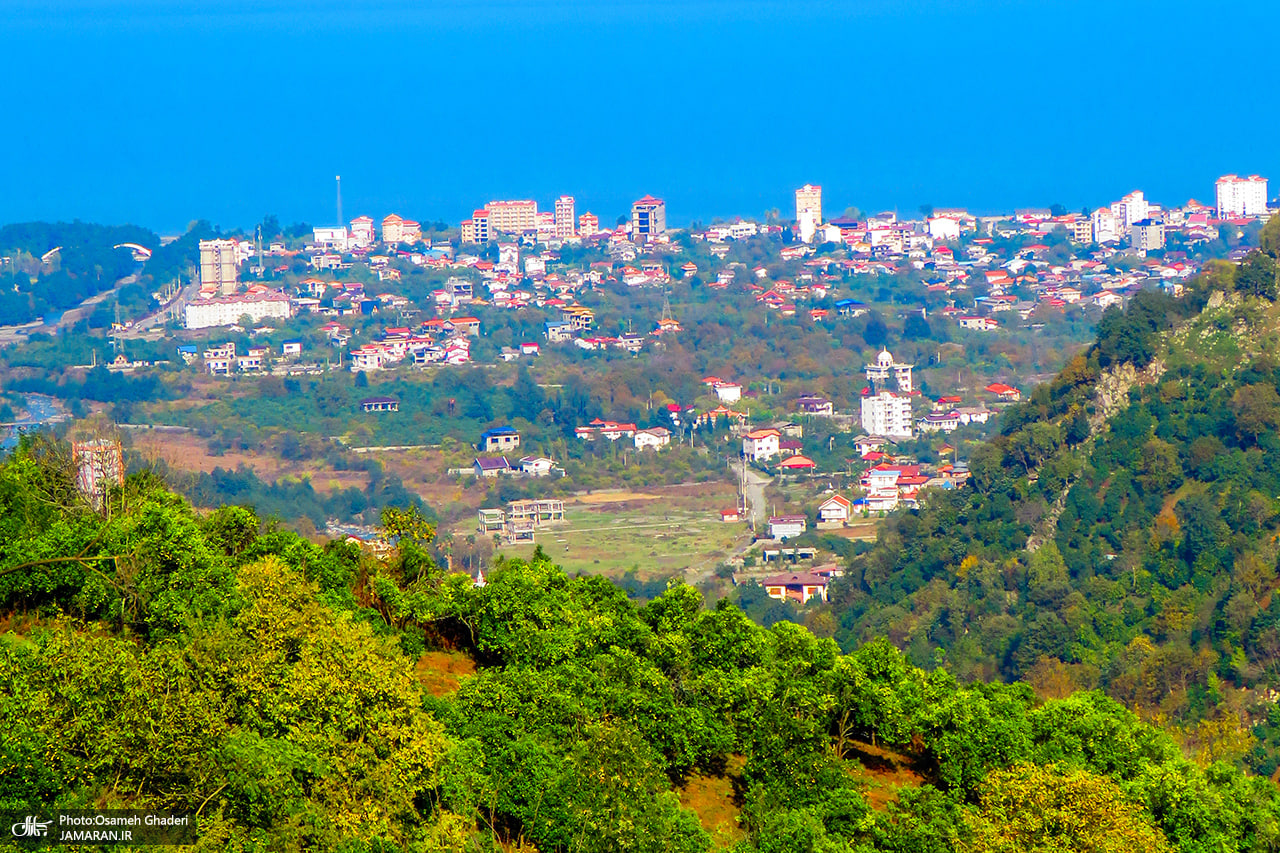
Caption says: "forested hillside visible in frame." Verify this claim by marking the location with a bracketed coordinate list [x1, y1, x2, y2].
[1, 438, 1278, 851]
[834, 226, 1280, 775]
[0, 221, 156, 324]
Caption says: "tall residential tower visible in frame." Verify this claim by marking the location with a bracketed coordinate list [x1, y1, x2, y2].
[795, 184, 822, 244]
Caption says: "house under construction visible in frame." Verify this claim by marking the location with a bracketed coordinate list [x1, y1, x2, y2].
[73, 439, 124, 512]
[476, 499, 566, 543]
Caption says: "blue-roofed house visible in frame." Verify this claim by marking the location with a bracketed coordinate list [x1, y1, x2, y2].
[480, 426, 521, 453]
[545, 320, 573, 342]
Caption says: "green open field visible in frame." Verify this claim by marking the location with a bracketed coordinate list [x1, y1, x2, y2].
[481, 482, 746, 581]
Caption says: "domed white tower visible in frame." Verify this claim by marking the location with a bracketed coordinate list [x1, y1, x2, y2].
[865, 348, 913, 393]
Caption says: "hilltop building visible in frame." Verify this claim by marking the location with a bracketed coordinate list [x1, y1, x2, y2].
[461, 209, 490, 243]
[1110, 191, 1148, 231]
[861, 391, 913, 439]
[199, 239, 239, 295]
[312, 226, 349, 252]
[1092, 208, 1119, 243]
[795, 184, 822, 244]
[381, 214, 421, 244]
[349, 216, 375, 248]
[1216, 175, 1269, 219]
[554, 196, 576, 238]
[1130, 219, 1166, 252]
[631, 195, 666, 242]
[864, 348, 913, 393]
[485, 200, 538, 234]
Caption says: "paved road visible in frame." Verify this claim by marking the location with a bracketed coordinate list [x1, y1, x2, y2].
[743, 464, 772, 527]
[123, 278, 200, 337]
[39, 275, 137, 333]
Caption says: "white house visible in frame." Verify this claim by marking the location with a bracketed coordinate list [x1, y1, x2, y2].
[634, 427, 672, 451]
[742, 428, 781, 461]
[957, 316, 999, 331]
[768, 515, 807, 540]
[955, 406, 993, 425]
[917, 412, 961, 433]
[715, 383, 742, 403]
[818, 494, 852, 525]
[863, 465, 906, 510]
[519, 456, 556, 477]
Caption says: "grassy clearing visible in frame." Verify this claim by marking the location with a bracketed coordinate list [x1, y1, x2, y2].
[488, 483, 743, 580]
[500, 504, 742, 579]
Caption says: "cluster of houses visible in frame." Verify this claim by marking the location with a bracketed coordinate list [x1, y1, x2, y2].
[573, 420, 674, 450]
[323, 317, 480, 371]
[184, 340, 305, 375]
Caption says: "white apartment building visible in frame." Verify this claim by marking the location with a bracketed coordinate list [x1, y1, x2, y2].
[554, 195, 576, 238]
[198, 239, 240, 295]
[312, 226, 349, 252]
[861, 391, 914, 439]
[796, 184, 822, 244]
[485, 200, 538, 233]
[1092, 208, 1119, 243]
[349, 216, 375, 248]
[1110, 191, 1148, 231]
[1216, 175, 1269, 219]
[927, 216, 961, 241]
[184, 291, 292, 330]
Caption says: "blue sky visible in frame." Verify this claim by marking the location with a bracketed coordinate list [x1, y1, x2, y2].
[3, 0, 1276, 233]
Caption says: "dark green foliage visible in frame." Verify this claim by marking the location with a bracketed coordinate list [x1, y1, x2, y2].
[0, 441, 1278, 850]
[836, 278, 1280, 777]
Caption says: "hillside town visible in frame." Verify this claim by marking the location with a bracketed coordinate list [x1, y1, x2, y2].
[1, 171, 1273, 588]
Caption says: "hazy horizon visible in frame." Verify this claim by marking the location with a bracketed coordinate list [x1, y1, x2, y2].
[4, 0, 1277, 234]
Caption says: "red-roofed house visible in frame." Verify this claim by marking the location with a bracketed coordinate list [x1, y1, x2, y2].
[743, 428, 781, 461]
[818, 494, 853, 526]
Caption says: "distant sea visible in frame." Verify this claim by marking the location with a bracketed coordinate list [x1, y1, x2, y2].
[2, 0, 1277, 233]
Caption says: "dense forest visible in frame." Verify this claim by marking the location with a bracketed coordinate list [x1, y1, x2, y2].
[0, 221, 157, 325]
[834, 223, 1280, 775]
[0, 439, 1277, 851]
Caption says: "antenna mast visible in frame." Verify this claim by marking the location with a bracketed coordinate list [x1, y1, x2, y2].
[660, 288, 675, 326]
